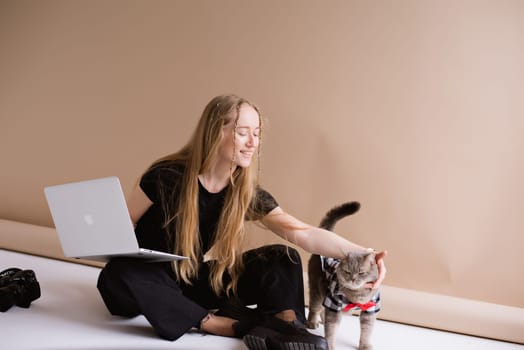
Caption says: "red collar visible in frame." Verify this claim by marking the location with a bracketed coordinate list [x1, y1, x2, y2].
[343, 300, 376, 312]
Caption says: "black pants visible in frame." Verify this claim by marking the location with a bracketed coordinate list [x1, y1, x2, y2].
[97, 244, 306, 341]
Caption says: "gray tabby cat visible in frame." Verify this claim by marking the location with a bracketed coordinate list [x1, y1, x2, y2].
[307, 202, 380, 350]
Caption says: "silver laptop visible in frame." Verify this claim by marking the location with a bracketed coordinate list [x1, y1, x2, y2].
[44, 176, 187, 263]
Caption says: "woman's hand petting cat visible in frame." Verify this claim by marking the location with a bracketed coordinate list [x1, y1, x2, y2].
[368, 250, 387, 289]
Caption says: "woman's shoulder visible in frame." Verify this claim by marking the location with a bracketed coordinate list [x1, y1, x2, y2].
[248, 185, 279, 220]
[139, 159, 186, 202]
[255, 185, 275, 202]
[147, 159, 186, 176]
[141, 159, 186, 188]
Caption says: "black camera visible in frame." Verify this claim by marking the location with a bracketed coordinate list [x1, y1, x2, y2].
[0, 268, 41, 312]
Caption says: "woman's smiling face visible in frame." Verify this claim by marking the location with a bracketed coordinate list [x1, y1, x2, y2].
[218, 103, 260, 169]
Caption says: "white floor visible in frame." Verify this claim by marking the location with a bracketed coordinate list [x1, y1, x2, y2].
[0, 249, 522, 350]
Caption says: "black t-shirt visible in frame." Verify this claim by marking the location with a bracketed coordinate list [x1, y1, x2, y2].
[136, 160, 278, 256]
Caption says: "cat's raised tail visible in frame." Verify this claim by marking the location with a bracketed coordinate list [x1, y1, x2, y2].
[319, 201, 361, 231]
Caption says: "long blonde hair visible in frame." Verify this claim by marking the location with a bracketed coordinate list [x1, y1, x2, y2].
[148, 94, 262, 296]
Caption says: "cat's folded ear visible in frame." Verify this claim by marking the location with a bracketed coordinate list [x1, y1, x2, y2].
[364, 250, 377, 263]
[365, 248, 376, 256]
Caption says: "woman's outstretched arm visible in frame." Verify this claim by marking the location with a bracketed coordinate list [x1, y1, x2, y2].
[260, 206, 387, 289]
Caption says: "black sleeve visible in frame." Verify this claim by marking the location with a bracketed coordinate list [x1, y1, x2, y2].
[139, 161, 184, 203]
[247, 186, 279, 221]
[139, 167, 161, 203]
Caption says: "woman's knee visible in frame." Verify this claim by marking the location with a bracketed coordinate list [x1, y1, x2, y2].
[254, 244, 302, 270]
[271, 244, 301, 264]
[102, 258, 168, 280]
[101, 258, 132, 278]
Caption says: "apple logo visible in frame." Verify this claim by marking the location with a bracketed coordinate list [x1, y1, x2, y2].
[83, 214, 95, 225]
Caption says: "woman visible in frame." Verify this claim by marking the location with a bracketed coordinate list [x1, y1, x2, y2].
[97, 94, 387, 350]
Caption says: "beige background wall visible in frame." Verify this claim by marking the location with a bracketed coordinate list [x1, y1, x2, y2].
[1, 0, 523, 312]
